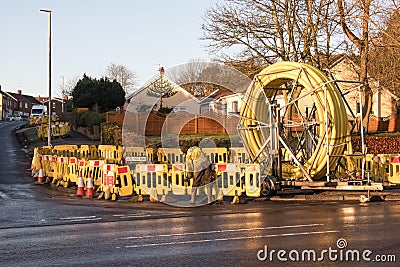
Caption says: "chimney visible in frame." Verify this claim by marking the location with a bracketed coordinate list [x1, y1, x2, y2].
[17, 89, 22, 95]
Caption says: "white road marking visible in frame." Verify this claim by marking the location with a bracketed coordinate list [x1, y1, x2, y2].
[0, 190, 10, 200]
[116, 223, 323, 240]
[113, 214, 152, 218]
[59, 216, 102, 222]
[118, 230, 340, 249]
[60, 216, 97, 220]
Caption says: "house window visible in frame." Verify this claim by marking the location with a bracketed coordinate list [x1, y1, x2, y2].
[52, 102, 56, 109]
[25, 103, 28, 109]
[20, 102, 22, 108]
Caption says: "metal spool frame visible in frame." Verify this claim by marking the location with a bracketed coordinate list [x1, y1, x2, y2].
[238, 62, 367, 182]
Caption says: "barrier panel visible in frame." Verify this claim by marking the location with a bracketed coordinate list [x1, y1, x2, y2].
[245, 164, 261, 197]
[113, 166, 135, 197]
[53, 145, 79, 157]
[202, 148, 228, 164]
[146, 148, 154, 163]
[388, 162, 400, 184]
[65, 157, 79, 186]
[229, 147, 249, 164]
[78, 159, 88, 180]
[157, 148, 186, 164]
[135, 164, 169, 196]
[125, 147, 147, 162]
[98, 145, 120, 164]
[214, 163, 242, 197]
[53, 157, 69, 184]
[170, 163, 187, 195]
[88, 160, 105, 186]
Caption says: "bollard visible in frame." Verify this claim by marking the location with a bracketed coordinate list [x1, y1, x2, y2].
[35, 164, 45, 184]
[85, 171, 94, 198]
[76, 171, 85, 196]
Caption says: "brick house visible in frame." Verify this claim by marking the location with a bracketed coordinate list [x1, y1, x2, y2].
[8, 90, 41, 117]
[0, 86, 18, 121]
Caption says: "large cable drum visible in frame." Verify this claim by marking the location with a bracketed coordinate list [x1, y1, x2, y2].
[239, 61, 351, 180]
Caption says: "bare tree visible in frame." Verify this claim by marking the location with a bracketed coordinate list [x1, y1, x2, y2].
[168, 59, 213, 97]
[168, 59, 252, 97]
[337, 0, 397, 124]
[106, 63, 137, 95]
[202, 0, 343, 68]
[369, 8, 400, 95]
[63, 75, 80, 97]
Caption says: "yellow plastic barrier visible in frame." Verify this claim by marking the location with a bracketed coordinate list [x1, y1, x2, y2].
[113, 166, 135, 198]
[53, 145, 79, 157]
[146, 148, 154, 162]
[170, 163, 187, 195]
[215, 163, 242, 197]
[98, 145, 120, 164]
[388, 162, 400, 184]
[346, 154, 378, 180]
[53, 157, 69, 184]
[135, 164, 169, 196]
[229, 147, 249, 164]
[245, 164, 261, 197]
[88, 160, 105, 186]
[78, 145, 98, 160]
[202, 148, 228, 164]
[41, 155, 56, 179]
[77, 159, 88, 180]
[65, 157, 79, 186]
[125, 147, 147, 162]
[157, 148, 186, 164]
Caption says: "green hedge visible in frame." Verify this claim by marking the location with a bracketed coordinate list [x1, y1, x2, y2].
[74, 109, 105, 129]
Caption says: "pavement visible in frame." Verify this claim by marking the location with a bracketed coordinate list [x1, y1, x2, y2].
[15, 122, 100, 155]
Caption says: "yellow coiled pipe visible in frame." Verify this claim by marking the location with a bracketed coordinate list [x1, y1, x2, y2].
[240, 62, 351, 180]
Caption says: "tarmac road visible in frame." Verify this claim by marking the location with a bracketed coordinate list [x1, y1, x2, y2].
[0, 121, 399, 267]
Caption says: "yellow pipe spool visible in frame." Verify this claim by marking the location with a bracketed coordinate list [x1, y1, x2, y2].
[239, 61, 351, 180]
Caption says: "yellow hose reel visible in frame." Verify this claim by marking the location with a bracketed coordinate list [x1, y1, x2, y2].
[239, 61, 351, 180]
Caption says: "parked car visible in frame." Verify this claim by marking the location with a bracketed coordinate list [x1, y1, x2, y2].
[6, 115, 23, 121]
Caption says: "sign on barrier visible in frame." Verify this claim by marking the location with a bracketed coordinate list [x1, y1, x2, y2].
[103, 164, 116, 187]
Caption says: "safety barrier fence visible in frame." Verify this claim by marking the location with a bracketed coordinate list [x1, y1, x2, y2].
[31, 144, 400, 202]
[36, 122, 71, 139]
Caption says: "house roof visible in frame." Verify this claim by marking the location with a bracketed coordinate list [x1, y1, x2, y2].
[8, 92, 41, 105]
[0, 90, 17, 101]
[126, 75, 201, 103]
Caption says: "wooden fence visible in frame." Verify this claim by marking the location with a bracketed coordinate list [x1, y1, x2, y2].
[106, 111, 240, 135]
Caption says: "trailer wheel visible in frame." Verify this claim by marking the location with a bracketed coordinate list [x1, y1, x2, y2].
[260, 177, 276, 197]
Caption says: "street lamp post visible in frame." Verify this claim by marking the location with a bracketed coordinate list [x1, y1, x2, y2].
[40, 9, 52, 146]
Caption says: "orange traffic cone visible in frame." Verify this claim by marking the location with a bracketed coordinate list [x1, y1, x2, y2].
[36, 164, 45, 184]
[76, 171, 85, 196]
[85, 171, 94, 198]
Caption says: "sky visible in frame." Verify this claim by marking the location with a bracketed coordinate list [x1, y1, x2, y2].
[0, 0, 220, 97]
